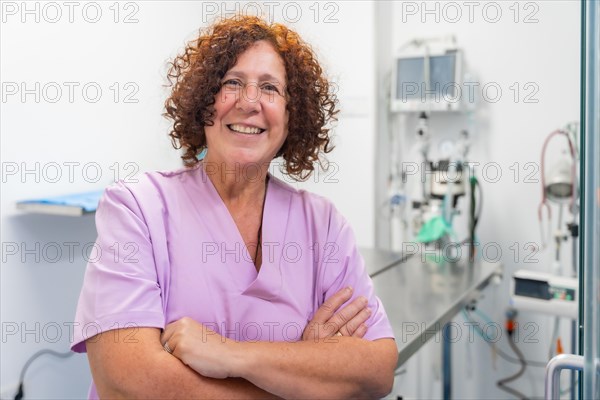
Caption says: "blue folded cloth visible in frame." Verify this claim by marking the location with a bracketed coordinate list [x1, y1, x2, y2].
[18, 190, 104, 212]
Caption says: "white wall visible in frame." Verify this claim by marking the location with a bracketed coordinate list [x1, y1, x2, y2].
[378, 1, 581, 399]
[267, 1, 376, 247]
[0, 1, 375, 397]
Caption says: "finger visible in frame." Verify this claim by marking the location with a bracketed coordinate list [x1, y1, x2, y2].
[311, 286, 354, 325]
[351, 323, 368, 338]
[160, 321, 178, 347]
[327, 296, 368, 334]
[339, 306, 371, 336]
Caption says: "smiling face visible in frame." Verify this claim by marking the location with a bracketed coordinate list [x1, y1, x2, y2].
[203, 40, 289, 173]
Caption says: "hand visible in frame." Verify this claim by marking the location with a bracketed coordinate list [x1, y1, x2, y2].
[161, 317, 237, 379]
[302, 287, 371, 341]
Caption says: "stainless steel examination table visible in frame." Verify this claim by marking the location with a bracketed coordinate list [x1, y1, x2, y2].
[360, 247, 503, 400]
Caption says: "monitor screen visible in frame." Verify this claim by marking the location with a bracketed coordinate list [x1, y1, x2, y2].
[430, 53, 457, 98]
[394, 51, 459, 104]
[396, 57, 424, 101]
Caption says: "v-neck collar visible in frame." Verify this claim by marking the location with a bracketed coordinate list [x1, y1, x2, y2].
[186, 162, 292, 300]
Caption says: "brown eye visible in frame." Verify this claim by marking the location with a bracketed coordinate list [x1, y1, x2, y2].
[223, 79, 242, 88]
[261, 83, 279, 93]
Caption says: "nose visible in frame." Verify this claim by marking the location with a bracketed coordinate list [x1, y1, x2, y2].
[235, 83, 261, 113]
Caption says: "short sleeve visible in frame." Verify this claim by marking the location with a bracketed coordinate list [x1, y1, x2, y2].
[70, 181, 164, 353]
[319, 211, 395, 342]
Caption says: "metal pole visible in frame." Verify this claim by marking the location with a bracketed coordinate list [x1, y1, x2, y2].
[443, 323, 451, 400]
[545, 354, 584, 400]
[582, 0, 600, 399]
[571, 319, 577, 400]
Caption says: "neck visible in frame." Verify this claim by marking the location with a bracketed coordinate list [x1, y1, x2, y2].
[201, 159, 270, 207]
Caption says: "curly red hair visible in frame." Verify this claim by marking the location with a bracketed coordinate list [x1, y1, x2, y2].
[163, 15, 339, 181]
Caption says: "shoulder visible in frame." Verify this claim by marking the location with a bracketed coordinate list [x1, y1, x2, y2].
[98, 164, 201, 215]
[103, 164, 200, 199]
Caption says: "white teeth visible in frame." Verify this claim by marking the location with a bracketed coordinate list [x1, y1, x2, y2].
[229, 124, 263, 134]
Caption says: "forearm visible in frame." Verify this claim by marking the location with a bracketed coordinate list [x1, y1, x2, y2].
[105, 351, 278, 399]
[230, 337, 396, 400]
[88, 335, 279, 399]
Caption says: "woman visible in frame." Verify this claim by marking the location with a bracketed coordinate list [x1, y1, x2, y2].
[71, 15, 398, 399]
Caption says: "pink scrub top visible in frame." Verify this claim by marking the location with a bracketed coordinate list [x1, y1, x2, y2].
[71, 162, 394, 398]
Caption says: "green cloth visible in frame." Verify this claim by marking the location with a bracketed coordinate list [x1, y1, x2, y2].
[416, 215, 454, 243]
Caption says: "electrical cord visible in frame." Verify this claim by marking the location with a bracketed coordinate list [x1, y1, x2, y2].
[496, 330, 529, 400]
[475, 177, 482, 226]
[13, 349, 74, 400]
[461, 309, 530, 398]
[468, 175, 482, 260]
[461, 310, 548, 368]
[464, 308, 558, 399]
[469, 175, 476, 260]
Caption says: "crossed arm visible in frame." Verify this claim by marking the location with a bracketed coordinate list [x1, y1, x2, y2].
[86, 288, 398, 399]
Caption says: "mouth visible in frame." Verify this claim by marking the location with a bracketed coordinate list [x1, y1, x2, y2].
[227, 124, 266, 135]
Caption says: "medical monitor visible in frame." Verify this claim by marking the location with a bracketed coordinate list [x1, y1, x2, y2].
[391, 49, 463, 112]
